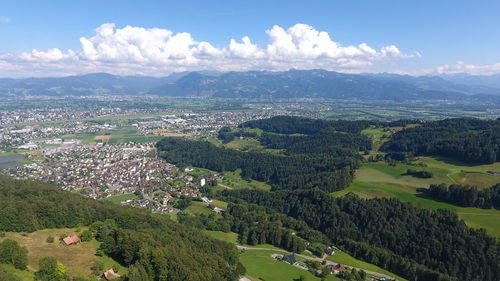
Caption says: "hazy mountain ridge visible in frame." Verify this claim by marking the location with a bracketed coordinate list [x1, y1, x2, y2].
[1, 70, 500, 101]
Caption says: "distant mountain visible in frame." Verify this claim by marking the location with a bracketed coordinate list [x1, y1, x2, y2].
[440, 73, 500, 90]
[1, 70, 500, 101]
[150, 69, 500, 100]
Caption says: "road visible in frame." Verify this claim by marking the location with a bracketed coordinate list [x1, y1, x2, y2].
[236, 246, 396, 280]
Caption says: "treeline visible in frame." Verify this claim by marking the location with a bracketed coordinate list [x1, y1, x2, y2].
[259, 129, 371, 156]
[0, 176, 242, 281]
[406, 169, 433, 178]
[423, 183, 500, 209]
[178, 202, 328, 253]
[382, 118, 500, 164]
[157, 137, 358, 192]
[219, 189, 499, 281]
[239, 116, 375, 134]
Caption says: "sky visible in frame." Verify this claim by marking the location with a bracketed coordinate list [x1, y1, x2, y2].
[1, 0, 499, 77]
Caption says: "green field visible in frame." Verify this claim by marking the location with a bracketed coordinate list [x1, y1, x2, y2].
[221, 169, 272, 191]
[327, 251, 407, 281]
[203, 230, 238, 244]
[184, 201, 213, 215]
[333, 157, 500, 237]
[68, 126, 164, 145]
[103, 193, 138, 204]
[240, 250, 339, 281]
[361, 127, 391, 151]
[225, 138, 264, 151]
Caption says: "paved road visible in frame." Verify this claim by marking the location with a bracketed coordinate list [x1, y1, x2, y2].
[237, 246, 396, 280]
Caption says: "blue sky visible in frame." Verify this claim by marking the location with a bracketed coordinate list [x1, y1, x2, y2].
[1, 0, 499, 77]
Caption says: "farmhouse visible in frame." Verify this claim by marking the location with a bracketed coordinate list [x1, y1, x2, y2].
[61, 235, 81, 246]
[103, 268, 121, 280]
[327, 264, 347, 274]
[208, 204, 225, 214]
[283, 255, 297, 265]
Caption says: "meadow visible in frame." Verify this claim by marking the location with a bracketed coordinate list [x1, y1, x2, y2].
[240, 250, 339, 281]
[0, 228, 126, 280]
[333, 157, 500, 237]
[103, 193, 138, 204]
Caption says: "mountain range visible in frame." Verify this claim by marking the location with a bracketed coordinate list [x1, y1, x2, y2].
[1, 70, 500, 101]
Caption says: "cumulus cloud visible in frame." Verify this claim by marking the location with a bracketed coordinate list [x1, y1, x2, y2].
[0, 23, 419, 77]
[435, 61, 500, 75]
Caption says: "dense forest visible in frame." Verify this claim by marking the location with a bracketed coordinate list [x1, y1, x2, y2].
[0, 176, 242, 281]
[156, 137, 358, 192]
[178, 201, 330, 253]
[382, 118, 500, 164]
[422, 183, 500, 209]
[219, 189, 499, 281]
[239, 116, 375, 134]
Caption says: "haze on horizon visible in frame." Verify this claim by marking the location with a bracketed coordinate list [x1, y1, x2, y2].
[0, 0, 499, 78]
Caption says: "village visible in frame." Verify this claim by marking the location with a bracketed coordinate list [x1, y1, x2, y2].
[4, 141, 224, 215]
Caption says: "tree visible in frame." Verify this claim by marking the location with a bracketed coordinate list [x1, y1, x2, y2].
[127, 263, 149, 281]
[35, 257, 70, 281]
[46, 236, 54, 243]
[91, 261, 104, 276]
[0, 239, 28, 270]
[80, 230, 94, 242]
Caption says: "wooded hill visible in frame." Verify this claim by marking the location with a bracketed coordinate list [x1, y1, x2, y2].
[0, 176, 243, 281]
[157, 117, 379, 192]
[382, 118, 500, 164]
[219, 188, 499, 281]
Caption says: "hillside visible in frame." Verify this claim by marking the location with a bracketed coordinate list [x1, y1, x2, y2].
[0, 176, 242, 281]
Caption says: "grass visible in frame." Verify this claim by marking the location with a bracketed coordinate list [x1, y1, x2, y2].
[240, 250, 339, 281]
[0, 228, 125, 277]
[333, 157, 500, 238]
[203, 230, 238, 244]
[221, 169, 272, 191]
[224, 138, 264, 151]
[15, 159, 33, 165]
[184, 201, 212, 215]
[327, 251, 407, 281]
[361, 127, 391, 151]
[0, 263, 34, 281]
[103, 193, 138, 204]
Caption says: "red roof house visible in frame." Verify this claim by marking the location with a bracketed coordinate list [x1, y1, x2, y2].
[103, 268, 121, 280]
[61, 235, 81, 246]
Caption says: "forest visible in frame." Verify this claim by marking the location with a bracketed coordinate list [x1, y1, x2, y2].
[422, 183, 500, 209]
[219, 188, 499, 281]
[238, 116, 376, 134]
[382, 118, 500, 164]
[0, 176, 242, 281]
[156, 137, 358, 192]
[157, 116, 382, 192]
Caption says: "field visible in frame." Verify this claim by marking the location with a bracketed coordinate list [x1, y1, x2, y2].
[221, 169, 272, 191]
[67, 126, 164, 145]
[203, 230, 238, 244]
[327, 251, 407, 281]
[103, 193, 138, 204]
[202, 230, 404, 279]
[240, 250, 339, 281]
[0, 228, 126, 279]
[333, 157, 500, 237]
[184, 201, 213, 215]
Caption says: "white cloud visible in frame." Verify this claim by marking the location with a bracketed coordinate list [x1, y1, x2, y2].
[435, 61, 500, 75]
[0, 23, 419, 77]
